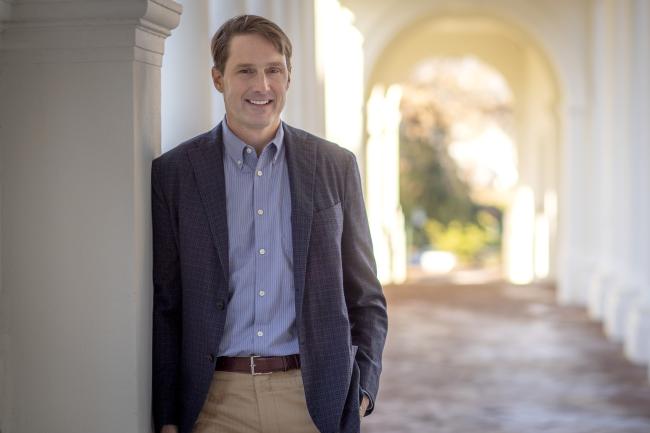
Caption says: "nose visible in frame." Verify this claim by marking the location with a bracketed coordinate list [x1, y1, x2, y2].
[253, 72, 270, 92]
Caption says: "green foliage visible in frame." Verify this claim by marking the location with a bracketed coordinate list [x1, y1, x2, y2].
[398, 57, 512, 264]
[424, 210, 501, 265]
[399, 128, 503, 263]
[400, 135, 477, 226]
[400, 130, 483, 251]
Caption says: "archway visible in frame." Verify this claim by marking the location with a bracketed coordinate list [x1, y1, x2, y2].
[363, 13, 562, 285]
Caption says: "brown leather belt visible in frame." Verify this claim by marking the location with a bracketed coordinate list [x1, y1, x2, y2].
[215, 355, 300, 375]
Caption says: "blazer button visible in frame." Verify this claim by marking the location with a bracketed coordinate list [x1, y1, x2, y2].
[216, 300, 225, 310]
[207, 354, 215, 363]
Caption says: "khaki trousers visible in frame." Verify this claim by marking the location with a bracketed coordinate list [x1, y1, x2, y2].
[192, 369, 321, 433]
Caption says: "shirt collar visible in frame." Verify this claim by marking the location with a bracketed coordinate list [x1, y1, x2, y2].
[222, 116, 285, 166]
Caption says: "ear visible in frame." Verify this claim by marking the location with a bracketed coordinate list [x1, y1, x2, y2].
[286, 72, 291, 90]
[211, 67, 224, 93]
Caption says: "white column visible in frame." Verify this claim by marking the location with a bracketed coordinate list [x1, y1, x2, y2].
[557, 103, 590, 305]
[624, 0, 650, 367]
[162, 0, 213, 152]
[514, 50, 546, 286]
[209, 0, 325, 136]
[602, 0, 639, 341]
[505, 186, 536, 285]
[0, 0, 11, 427]
[587, 0, 617, 318]
[365, 85, 407, 285]
[207, 0, 242, 122]
[0, 2, 181, 433]
[316, 0, 364, 157]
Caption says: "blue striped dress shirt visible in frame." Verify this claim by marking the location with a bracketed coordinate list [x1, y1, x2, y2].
[217, 118, 298, 357]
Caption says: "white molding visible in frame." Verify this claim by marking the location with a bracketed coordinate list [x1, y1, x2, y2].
[0, 0, 181, 64]
[0, 0, 13, 29]
[140, 0, 183, 37]
[11, 1, 180, 29]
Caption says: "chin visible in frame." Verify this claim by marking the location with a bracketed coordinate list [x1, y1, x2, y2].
[249, 117, 280, 129]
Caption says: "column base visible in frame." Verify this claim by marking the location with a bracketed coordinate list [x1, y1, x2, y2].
[558, 255, 593, 306]
[624, 300, 650, 365]
[603, 284, 640, 341]
[588, 270, 613, 319]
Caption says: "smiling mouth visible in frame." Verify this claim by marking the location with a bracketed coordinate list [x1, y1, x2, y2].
[247, 99, 272, 105]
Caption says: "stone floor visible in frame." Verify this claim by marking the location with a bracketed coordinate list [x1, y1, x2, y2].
[361, 275, 650, 433]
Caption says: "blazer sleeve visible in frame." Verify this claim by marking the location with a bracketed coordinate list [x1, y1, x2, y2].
[151, 158, 181, 431]
[341, 153, 388, 415]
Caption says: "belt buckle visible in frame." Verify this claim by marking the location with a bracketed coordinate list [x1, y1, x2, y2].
[250, 355, 271, 376]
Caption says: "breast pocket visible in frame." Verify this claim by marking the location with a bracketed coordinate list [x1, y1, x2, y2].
[312, 201, 343, 240]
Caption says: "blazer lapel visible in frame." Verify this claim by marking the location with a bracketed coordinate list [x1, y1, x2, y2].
[187, 125, 230, 285]
[284, 124, 315, 323]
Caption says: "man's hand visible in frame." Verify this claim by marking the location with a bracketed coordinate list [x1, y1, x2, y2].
[359, 395, 370, 418]
[161, 425, 179, 433]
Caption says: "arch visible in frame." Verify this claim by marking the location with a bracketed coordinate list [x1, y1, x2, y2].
[362, 8, 564, 283]
[343, 0, 586, 108]
[364, 11, 562, 113]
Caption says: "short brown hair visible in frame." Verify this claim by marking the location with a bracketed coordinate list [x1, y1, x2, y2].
[211, 15, 293, 73]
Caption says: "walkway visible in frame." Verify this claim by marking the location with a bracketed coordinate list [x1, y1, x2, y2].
[362, 276, 650, 433]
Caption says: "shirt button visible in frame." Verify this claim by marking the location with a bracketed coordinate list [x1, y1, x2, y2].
[257, 209, 264, 216]
[259, 290, 265, 297]
[246, 148, 252, 154]
[257, 331, 264, 337]
[259, 248, 266, 255]
[256, 170, 263, 177]
[237, 160, 242, 166]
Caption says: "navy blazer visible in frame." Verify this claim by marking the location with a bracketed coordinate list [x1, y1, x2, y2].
[152, 123, 387, 433]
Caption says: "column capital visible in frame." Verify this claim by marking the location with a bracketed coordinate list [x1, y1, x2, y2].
[0, 0, 12, 28]
[1, 0, 182, 65]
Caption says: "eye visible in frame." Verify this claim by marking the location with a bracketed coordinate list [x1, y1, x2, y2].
[238, 68, 253, 74]
[268, 67, 282, 74]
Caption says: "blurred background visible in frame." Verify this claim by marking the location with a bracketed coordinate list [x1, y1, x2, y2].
[1, 0, 650, 432]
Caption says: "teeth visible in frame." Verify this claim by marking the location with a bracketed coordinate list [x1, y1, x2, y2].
[249, 99, 270, 105]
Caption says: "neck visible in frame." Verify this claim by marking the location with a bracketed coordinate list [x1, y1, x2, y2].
[226, 119, 280, 155]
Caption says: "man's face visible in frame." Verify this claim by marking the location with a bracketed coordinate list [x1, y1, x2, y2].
[212, 33, 290, 139]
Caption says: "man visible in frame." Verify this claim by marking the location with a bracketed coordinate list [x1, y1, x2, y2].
[152, 15, 387, 433]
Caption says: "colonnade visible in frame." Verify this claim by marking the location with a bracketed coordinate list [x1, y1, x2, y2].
[569, 0, 650, 370]
[1, 1, 649, 432]
[601, 0, 650, 366]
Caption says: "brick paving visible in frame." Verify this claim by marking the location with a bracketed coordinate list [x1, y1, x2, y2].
[362, 276, 650, 433]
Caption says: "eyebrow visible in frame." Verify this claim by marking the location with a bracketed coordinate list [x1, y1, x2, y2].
[233, 62, 286, 69]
